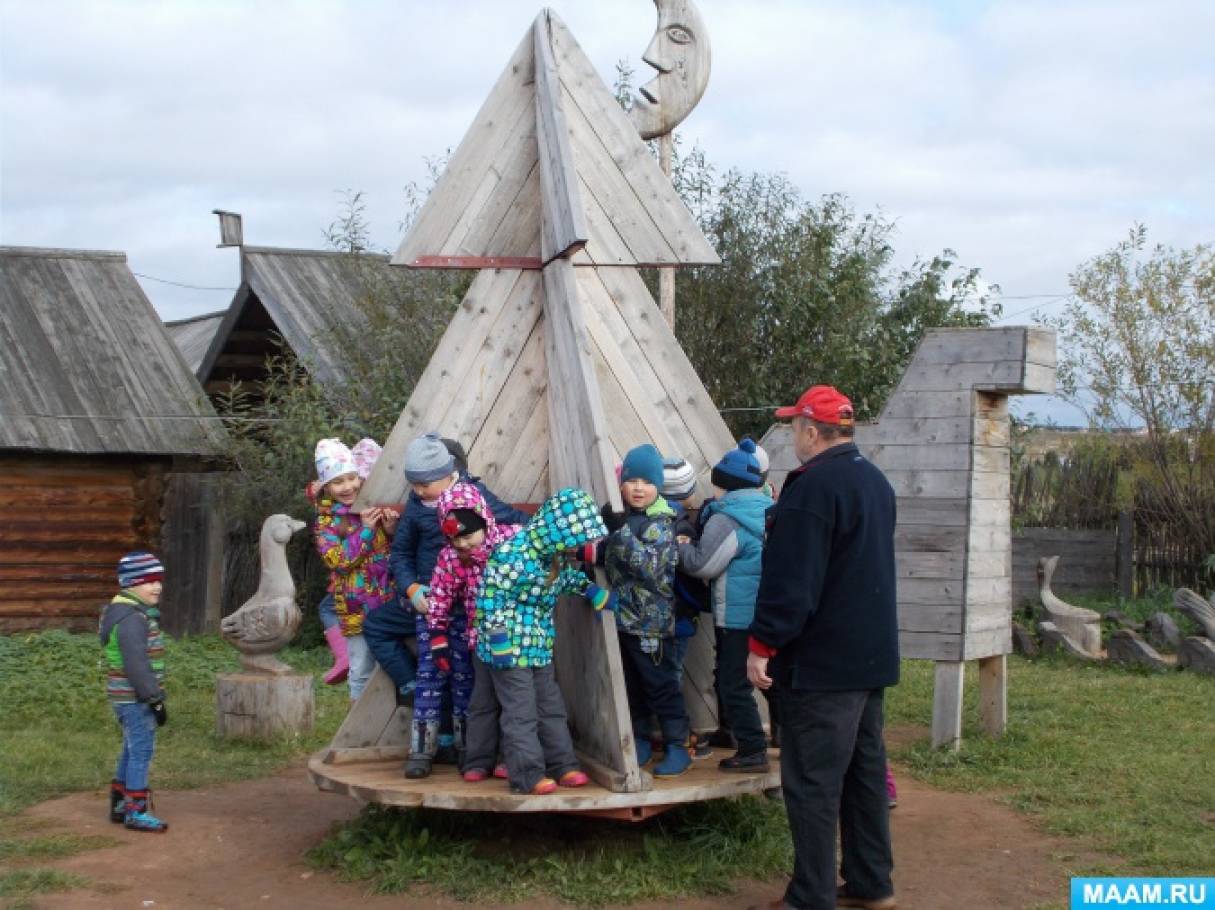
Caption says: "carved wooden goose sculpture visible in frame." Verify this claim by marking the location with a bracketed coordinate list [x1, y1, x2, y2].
[221, 514, 306, 673]
[1038, 555, 1103, 655]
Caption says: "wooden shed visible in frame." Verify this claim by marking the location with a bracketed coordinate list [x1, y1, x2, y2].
[0, 246, 226, 634]
[196, 246, 421, 396]
[164, 310, 225, 375]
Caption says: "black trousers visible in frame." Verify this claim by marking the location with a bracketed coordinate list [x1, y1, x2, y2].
[617, 632, 689, 744]
[714, 627, 767, 754]
[779, 687, 893, 910]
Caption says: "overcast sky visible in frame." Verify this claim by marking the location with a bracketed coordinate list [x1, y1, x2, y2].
[2, 0, 1213, 424]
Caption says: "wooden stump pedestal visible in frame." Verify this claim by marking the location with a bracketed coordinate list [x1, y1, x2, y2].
[216, 672, 314, 739]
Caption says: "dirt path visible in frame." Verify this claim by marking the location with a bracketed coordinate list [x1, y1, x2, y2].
[19, 754, 1090, 910]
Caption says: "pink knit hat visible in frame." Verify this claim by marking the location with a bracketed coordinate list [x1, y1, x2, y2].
[351, 438, 383, 480]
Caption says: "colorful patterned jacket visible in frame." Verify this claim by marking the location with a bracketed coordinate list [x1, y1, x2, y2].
[604, 497, 679, 647]
[426, 483, 522, 648]
[98, 592, 166, 705]
[474, 487, 607, 669]
[314, 498, 396, 636]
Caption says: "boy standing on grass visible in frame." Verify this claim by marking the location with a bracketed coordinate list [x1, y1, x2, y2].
[99, 551, 169, 833]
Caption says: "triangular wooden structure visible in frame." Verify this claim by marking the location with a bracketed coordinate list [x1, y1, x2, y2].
[345, 10, 734, 793]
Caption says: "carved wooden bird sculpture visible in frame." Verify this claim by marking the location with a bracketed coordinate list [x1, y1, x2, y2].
[220, 514, 306, 673]
[1174, 588, 1215, 640]
[1037, 555, 1103, 655]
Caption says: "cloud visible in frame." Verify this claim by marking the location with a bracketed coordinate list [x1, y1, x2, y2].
[2, 0, 1212, 433]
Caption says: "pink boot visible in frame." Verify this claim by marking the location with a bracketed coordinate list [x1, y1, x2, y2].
[323, 626, 349, 685]
[885, 763, 898, 809]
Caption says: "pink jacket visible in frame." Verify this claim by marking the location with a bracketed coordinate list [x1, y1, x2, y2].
[426, 483, 521, 647]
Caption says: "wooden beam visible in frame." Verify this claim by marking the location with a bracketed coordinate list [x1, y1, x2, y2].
[534, 11, 589, 264]
[931, 661, 964, 750]
[978, 654, 1007, 737]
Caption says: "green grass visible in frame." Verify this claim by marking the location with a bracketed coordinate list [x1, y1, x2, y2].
[885, 652, 1215, 876]
[0, 868, 88, 909]
[308, 796, 793, 907]
[0, 630, 350, 815]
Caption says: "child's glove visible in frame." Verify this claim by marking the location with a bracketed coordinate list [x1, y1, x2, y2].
[429, 633, 451, 674]
[406, 584, 430, 613]
[572, 542, 597, 565]
[585, 583, 616, 612]
[599, 503, 626, 535]
[148, 700, 168, 727]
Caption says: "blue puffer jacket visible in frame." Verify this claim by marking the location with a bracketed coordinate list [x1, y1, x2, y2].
[389, 473, 531, 597]
[677, 488, 772, 629]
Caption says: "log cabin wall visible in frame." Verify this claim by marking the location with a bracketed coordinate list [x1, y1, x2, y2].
[0, 455, 168, 633]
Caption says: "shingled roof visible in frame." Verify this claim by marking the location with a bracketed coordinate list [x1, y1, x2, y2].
[164, 309, 225, 374]
[0, 246, 225, 459]
[199, 246, 414, 391]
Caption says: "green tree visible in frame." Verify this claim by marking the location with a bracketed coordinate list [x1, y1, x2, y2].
[666, 156, 995, 439]
[1046, 226, 1215, 579]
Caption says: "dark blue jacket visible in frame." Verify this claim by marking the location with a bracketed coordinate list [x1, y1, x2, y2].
[750, 442, 899, 692]
[389, 474, 531, 595]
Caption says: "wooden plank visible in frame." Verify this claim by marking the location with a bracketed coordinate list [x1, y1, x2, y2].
[541, 258, 618, 507]
[863, 416, 974, 446]
[356, 269, 535, 510]
[569, 172, 636, 266]
[867, 442, 1008, 473]
[493, 392, 551, 503]
[931, 661, 964, 750]
[899, 604, 963, 634]
[466, 322, 548, 495]
[898, 360, 1029, 394]
[328, 666, 409, 750]
[872, 389, 975, 421]
[593, 268, 735, 468]
[394, 28, 536, 265]
[1024, 328, 1057, 367]
[534, 11, 589, 264]
[899, 578, 965, 606]
[909, 327, 1029, 366]
[978, 654, 1007, 737]
[963, 626, 1012, 660]
[578, 269, 702, 466]
[899, 630, 963, 661]
[547, 14, 719, 266]
[896, 498, 969, 527]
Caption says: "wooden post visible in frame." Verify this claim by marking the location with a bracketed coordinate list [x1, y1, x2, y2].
[977, 654, 1007, 737]
[658, 133, 675, 329]
[1117, 509, 1134, 600]
[931, 661, 964, 750]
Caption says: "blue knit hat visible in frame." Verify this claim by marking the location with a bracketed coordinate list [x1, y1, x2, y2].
[117, 551, 164, 588]
[711, 438, 764, 491]
[620, 444, 665, 489]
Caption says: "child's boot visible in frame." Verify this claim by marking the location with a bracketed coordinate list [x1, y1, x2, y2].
[653, 741, 692, 778]
[886, 763, 898, 809]
[122, 789, 168, 832]
[404, 719, 439, 779]
[322, 626, 349, 685]
[108, 780, 126, 824]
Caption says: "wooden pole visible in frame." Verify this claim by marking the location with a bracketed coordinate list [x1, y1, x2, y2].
[658, 132, 676, 329]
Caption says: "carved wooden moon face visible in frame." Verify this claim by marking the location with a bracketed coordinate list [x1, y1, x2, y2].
[629, 0, 711, 140]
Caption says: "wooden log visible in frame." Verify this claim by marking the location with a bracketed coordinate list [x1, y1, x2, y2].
[215, 672, 315, 740]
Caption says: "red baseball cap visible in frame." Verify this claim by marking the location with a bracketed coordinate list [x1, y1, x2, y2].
[774, 385, 855, 425]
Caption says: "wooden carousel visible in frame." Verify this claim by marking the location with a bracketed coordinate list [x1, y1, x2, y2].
[310, 3, 782, 818]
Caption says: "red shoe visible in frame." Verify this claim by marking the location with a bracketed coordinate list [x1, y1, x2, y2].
[462, 768, 489, 783]
[558, 770, 589, 788]
[530, 777, 557, 795]
[492, 763, 508, 779]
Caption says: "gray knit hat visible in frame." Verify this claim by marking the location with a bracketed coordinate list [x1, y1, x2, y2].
[404, 432, 456, 483]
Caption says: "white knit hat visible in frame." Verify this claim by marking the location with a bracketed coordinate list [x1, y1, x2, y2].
[315, 438, 357, 486]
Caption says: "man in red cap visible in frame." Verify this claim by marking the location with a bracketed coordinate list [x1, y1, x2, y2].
[746, 386, 898, 910]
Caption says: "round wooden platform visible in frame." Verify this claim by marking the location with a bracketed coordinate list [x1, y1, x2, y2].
[309, 749, 781, 821]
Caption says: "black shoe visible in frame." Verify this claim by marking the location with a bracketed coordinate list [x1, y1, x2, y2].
[718, 750, 770, 773]
[404, 756, 432, 779]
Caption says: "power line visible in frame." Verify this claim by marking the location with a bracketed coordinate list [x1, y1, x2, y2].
[132, 271, 237, 292]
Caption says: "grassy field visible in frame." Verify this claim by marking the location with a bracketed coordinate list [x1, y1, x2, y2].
[1, 617, 1212, 906]
[0, 630, 350, 816]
